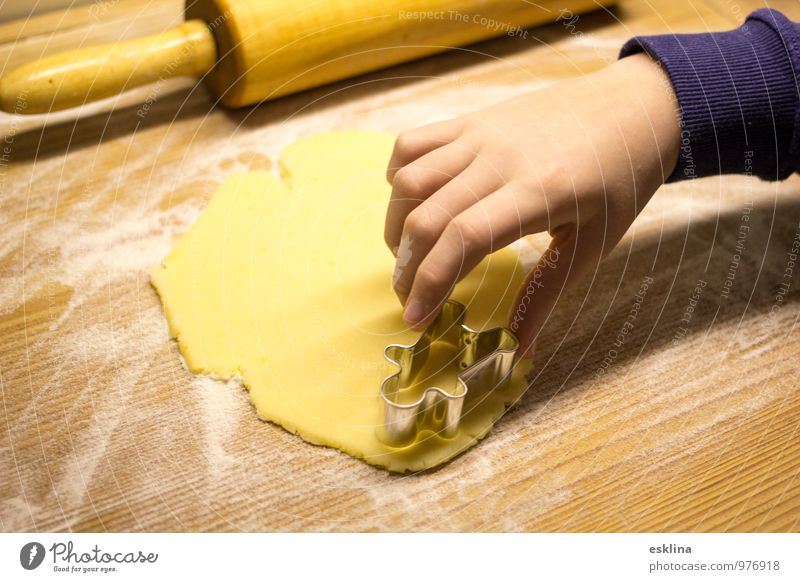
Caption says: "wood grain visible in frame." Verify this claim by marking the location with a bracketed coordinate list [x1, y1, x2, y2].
[0, 0, 174, 45]
[1, 0, 799, 532]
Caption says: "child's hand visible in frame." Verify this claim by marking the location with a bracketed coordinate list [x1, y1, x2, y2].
[384, 53, 681, 356]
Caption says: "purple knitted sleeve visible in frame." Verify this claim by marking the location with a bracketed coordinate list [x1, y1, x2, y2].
[619, 9, 800, 182]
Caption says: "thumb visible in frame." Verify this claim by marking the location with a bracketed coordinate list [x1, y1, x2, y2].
[509, 222, 606, 357]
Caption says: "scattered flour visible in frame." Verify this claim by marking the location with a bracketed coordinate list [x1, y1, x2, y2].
[1, 61, 797, 531]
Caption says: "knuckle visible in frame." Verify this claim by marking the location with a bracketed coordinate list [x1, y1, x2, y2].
[404, 207, 441, 244]
[448, 216, 484, 254]
[414, 263, 443, 291]
[514, 175, 575, 226]
[393, 133, 418, 161]
[513, 175, 542, 194]
[541, 165, 571, 199]
[392, 166, 426, 197]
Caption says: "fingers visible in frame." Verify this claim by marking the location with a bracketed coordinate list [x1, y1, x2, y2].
[401, 181, 554, 328]
[384, 141, 476, 255]
[509, 221, 608, 358]
[386, 118, 465, 183]
[391, 159, 503, 308]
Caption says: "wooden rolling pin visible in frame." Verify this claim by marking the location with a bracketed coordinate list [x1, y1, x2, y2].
[0, 0, 608, 114]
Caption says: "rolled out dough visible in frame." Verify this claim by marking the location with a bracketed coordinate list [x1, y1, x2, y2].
[151, 130, 530, 472]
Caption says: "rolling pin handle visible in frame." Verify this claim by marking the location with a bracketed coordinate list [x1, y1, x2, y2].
[0, 19, 217, 115]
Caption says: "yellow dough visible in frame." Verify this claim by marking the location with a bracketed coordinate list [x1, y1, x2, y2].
[151, 131, 530, 472]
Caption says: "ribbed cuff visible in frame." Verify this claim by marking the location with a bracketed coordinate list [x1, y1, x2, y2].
[619, 9, 800, 182]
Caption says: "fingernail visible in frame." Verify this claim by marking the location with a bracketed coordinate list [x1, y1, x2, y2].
[391, 246, 399, 258]
[404, 299, 426, 327]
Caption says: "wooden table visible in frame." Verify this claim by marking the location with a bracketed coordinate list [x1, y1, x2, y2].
[2, 0, 799, 532]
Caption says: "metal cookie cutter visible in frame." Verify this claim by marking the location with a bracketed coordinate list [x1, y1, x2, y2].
[378, 300, 519, 447]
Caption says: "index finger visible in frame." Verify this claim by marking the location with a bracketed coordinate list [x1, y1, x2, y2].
[386, 118, 464, 183]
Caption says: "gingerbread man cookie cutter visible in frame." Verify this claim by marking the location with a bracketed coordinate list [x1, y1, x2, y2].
[378, 300, 519, 447]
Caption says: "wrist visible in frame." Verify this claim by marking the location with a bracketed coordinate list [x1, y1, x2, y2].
[613, 53, 681, 182]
